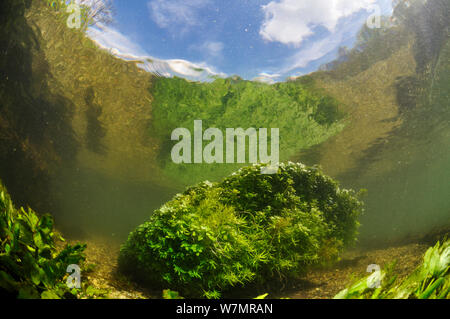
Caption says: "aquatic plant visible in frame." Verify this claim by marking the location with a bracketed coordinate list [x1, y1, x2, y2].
[119, 162, 363, 298]
[150, 76, 346, 185]
[0, 182, 106, 299]
[334, 239, 450, 299]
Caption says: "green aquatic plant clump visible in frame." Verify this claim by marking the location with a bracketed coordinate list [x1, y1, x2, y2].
[0, 182, 106, 299]
[334, 239, 450, 299]
[119, 162, 364, 298]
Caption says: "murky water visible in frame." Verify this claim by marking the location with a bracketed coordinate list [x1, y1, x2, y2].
[50, 167, 179, 241]
[337, 116, 450, 245]
[1, 0, 450, 301]
[1, 0, 449, 252]
[298, 84, 450, 245]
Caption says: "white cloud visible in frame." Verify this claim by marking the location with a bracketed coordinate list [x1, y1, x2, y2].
[143, 59, 226, 80]
[87, 23, 147, 57]
[148, 0, 210, 31]
[200, 41, 224, 58]
[190, 41, 224, 60]
[283, 34, 343, 71]
[252, 73, 281, 84]
[87, 24, 226, 81]
[260, 0, 376, 46]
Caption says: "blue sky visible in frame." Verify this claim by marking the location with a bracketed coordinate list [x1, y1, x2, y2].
[87, 0, 394, 82]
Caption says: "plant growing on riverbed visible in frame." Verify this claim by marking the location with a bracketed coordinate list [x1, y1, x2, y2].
[119, 162, 364, 298]
[0, 182, 107, 299]
[334, 239, 450, 299]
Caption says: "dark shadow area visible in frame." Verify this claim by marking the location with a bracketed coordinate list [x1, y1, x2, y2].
[84, 87, 107, 155]
[0, 0, 78, 214]
[394, 75, 422, 113]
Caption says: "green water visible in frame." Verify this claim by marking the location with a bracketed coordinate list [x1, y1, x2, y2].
[49, 167, 179, 240]
[0, 0, 449, 248]
[344, 116, 450, 245]
[49, 101, 450, 244]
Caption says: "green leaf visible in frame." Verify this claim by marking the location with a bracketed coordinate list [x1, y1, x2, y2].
[30, 269, 42, 286]
[18, 286, 40, 299]
[419, 277, 445, 299]
[41, 290, 61, 299]
[162, 289, 184, 299]
[0, 270, 19, 291]
[38, 215, 54, 235]
[33, 232, 44, 249]
[26, 245, 36, 253]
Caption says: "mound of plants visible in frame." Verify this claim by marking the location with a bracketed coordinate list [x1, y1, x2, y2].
[0, 182, 105, 299]
[334, 239, 450, 299]
[119, 162, 364, 298]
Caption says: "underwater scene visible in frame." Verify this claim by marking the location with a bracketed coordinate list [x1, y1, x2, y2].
[0, 0, 449, 302]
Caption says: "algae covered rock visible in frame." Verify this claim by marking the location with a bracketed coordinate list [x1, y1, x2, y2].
[119, 163, 364, 298]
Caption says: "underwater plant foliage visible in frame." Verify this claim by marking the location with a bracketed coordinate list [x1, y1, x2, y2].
[334, 239, 450, 299]
[119, 162, 364, 298]
[0, 182, 106, 299]
[150, 76, 346, 185]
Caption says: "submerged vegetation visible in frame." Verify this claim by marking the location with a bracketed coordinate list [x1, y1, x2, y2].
[150, 76, 346, 184]
[0, 0, 449, 300]
[335, 239, 450, 299]
[0, 181, 107, 299]
[119, 162, 363, 298]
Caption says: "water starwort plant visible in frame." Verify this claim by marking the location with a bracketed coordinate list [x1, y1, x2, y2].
[119, 162, 364, 298]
